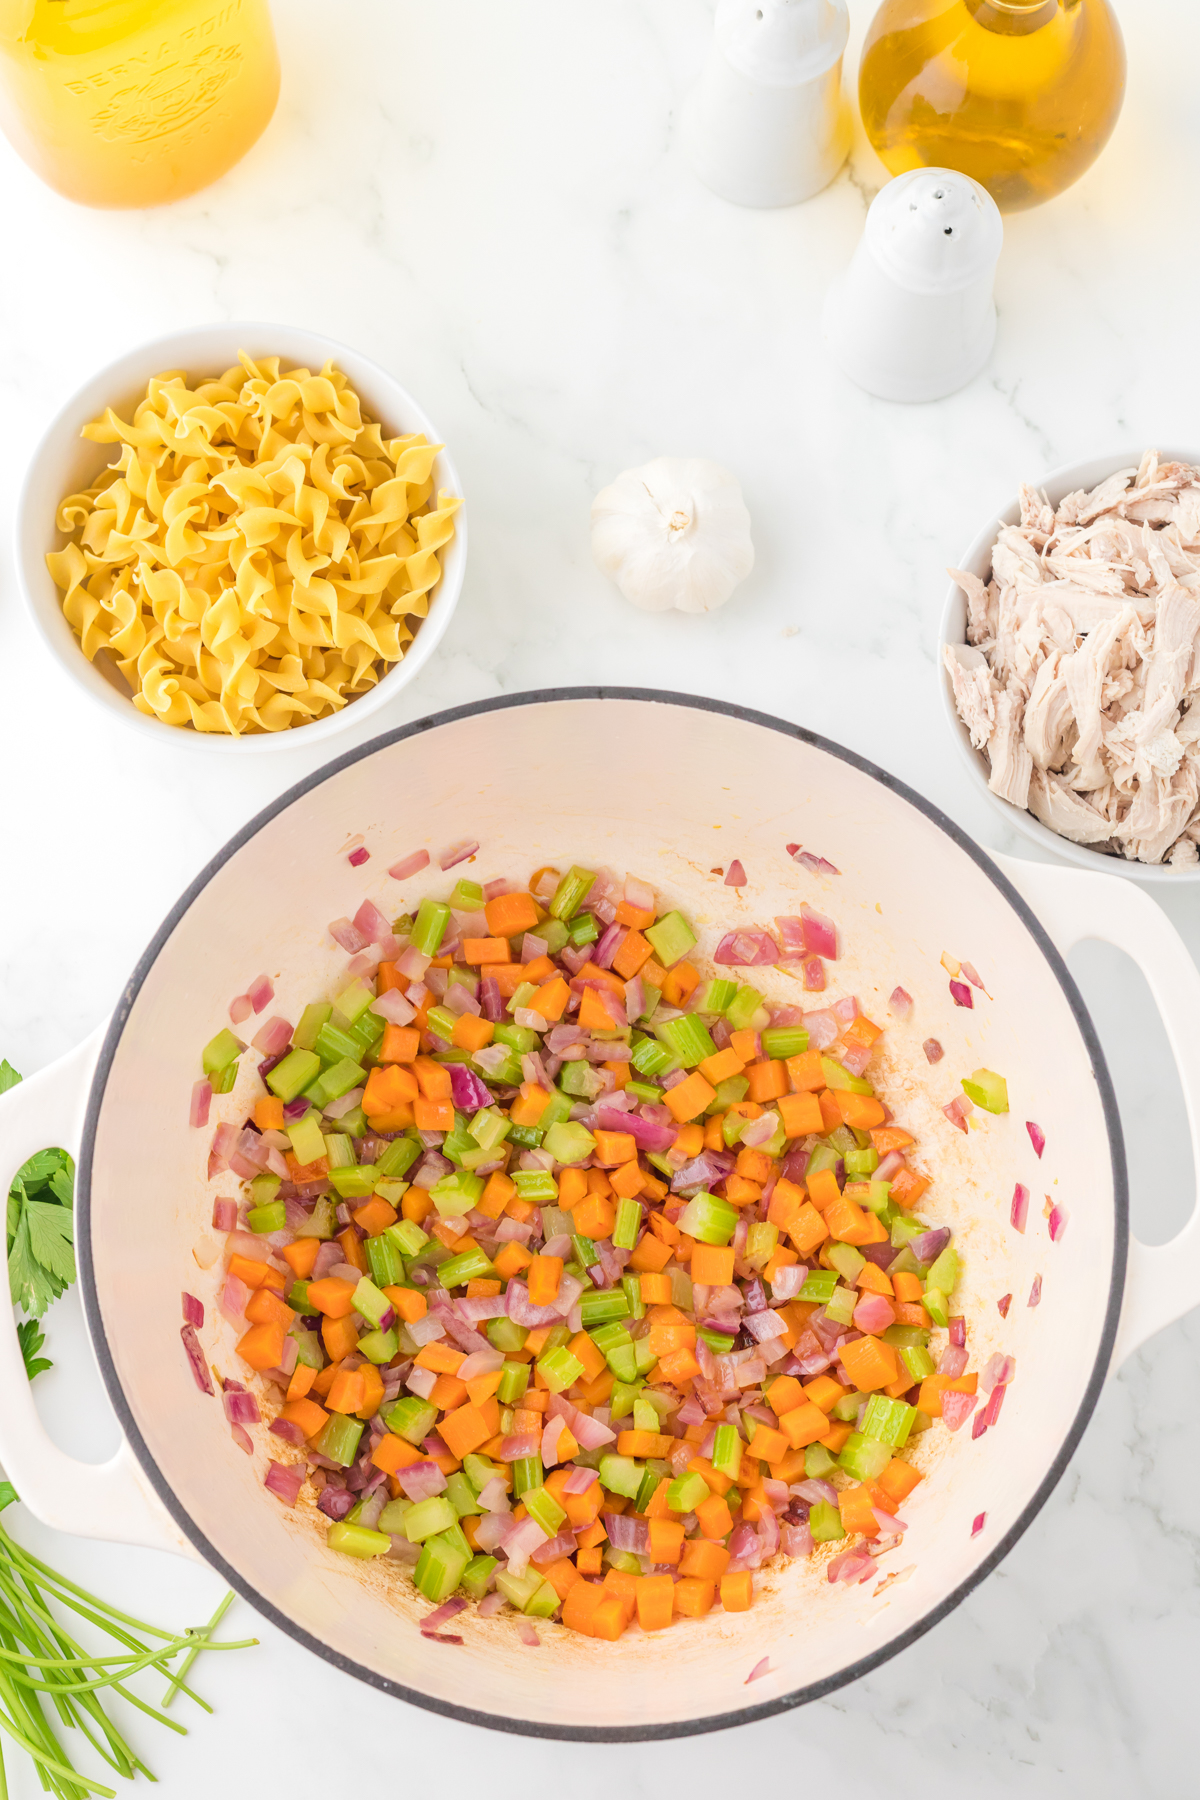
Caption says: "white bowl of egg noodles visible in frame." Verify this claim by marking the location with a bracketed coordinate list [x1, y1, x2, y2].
[15, 322, 467, 753]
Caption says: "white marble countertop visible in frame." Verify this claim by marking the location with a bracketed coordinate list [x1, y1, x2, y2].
[2, 0, 1199, 1791]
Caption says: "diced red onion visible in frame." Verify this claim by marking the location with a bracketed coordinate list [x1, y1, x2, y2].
[888, 986, 913, 1017]
[827, 1547, 876, 1585]
[961, 961, 985, 990]
[1026, 1120, 1046, 1159]
[190, 1080, 212, 1129]
[407, 1367, 437, 1401]
[874, 1150, 904, 1184]
[949, 979, 973, 1008]
[794, 1478, 836, 1506]
[949, 1315, 966, 1348]
[349, 900, 388, 944]
[1048, 1204, 1068, 1242]
[517, 1621, 541, 1647]
[594, 922, 627, 970]
[438, 839, 479, 871]
[221, 1273, 252, 1322]
[802, 958, 826, 992]
[398, 1460, 448, 1502]
[408, 1315, 447, 1348]
[997, 1292, 1013, 1318]
[264, 1461, 305, 1506]
[781, 1521, 813, 1559]
[229, 994, 252, 1025]
[941, 1389, 977, 1432]
[230, 1422, 253, 1455]
[211, 1197, 237, 1234]
[853, 1292, 894, 1335]
[923, 1038, 944, 1063]
[982, 1382, 1007, 1428]
[476, 1476, 510, 1514]
[180, 1324, 213, 1395]
[224, 1387, 261, 1427]
[250, 1016, 291, 1059]
[831, 995, 858, 1026]
[788, 845, 841, 876]
[1006, 1182, 1030, 1233]
[269, 1417, 305, 1447]
[872, 1507, 907, 1536]
[347, 948, 381, 978]
[604, 1513, 648, 1554]
[757, 1506, 780, 1557]
[980, 1352, 1015, 1394]
[909, 1227, 951, 1264]
[547, 1391, 615, 1449]
[938, 1345, 968, 1378]
[562, 1465, 599, 1496]
[474, 1512, 513, 1553]
[389, 849, 430, 881]
[971, 1512, 987, 1538]
[943, 1095, 973, 1133]
[739, 1113, 777, 1150]
[476, 1589, 504, 1617]
[725, 860, 747, 887]
[841, 1041, 872, 1077]
[182, 1291, 204, 1329]
[329, 916, 370, 954]
[347, 846, 371, 867]
[770, 1264, 805, 1303]
[714, 930, 780, 967]
[502, 1516, 549, 1579]
[798, 903, 838, 960]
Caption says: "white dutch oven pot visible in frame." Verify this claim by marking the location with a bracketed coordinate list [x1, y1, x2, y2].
[3, 691, 1200, 1740]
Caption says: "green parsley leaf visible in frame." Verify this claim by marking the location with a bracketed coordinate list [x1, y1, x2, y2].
[0, 1061, 21, 1097]
[25, 1203, 75, 1292]
[3, 1060, 76, 1326]
[16, 1318, 51, 1382]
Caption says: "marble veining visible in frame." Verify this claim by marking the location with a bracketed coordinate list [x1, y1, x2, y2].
[1, 1, 1197, 1792]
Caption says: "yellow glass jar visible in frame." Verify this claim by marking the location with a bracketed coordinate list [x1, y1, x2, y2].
[859, 0, 1125, 212]
[0, 0, 279, 208]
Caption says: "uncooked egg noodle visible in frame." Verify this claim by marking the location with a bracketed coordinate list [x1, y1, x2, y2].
[46, 351, 460, 734]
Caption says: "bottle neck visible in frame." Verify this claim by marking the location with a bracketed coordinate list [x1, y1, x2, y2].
[961, 0, 1060, 35]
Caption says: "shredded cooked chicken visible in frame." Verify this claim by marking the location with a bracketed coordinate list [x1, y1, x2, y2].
[945, 451, 1200, 865]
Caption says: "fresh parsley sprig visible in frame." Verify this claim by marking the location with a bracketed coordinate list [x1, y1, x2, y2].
[2, 1060, 76, 1334]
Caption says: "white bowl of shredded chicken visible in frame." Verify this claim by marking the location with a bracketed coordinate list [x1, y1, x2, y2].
[940, 448, 1200, 878]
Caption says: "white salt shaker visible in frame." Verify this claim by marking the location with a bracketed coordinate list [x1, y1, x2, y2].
[822, 168, 1004, 403]
[681, 0, 850, 209]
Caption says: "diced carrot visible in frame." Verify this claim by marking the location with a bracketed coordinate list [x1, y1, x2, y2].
[777, 1091, 823, 1137]
[658, 1347, 701, 1385]
[378, 1023, 420, 1064]
[818, 1420, 853, 1453]
[891, 1167, 931, 1207]
[362, 1065, 419, 1118]
[661, 962, 699, 1008]
[838, 1484, 881, 1537]
[608, 1160, 645, 1200]
[462, 937, 511, 965]
[699, 1047, 746, 1086]
[786, 1049, 825, 1092]
[439, 1404, 492, 1460]
[336, 1227, 368, 1274]
[484, 891, 540, 937]
[253, 1095, 285, 1132]
[745, 1060, 788, 1103]
[673, 1576, 715, 1619]
[823, 1193, 872, 1245]
[594, 1130, 637, 1166]
[671, 1121, 704, 1159]
[844, 1014, 883, 1049]
[492, 1241, 534, 1280]
[801, 1375, 845, 1413]
[589, 1598, 630, 1641]
[746, 1422, 788, 1463]
[574, 1547, 604, 1578]
[281, 1396, 329, 1438]
[635, 1574, 676, 1632]
[614, 899, 655, 930]
[703, 1114, 725, 1152]
[695, 1493, 734, 1539]
[527, 1255, 563, 1307]
[327, 1367, 366, 1414]
[735, 1146, 773, 1185]
[719, 1571, 753, 1613]
[679, 1538, 730, 1580]
[879, 1459, 924, 1505]
[612, 929, 653, 980]
[285, 1362, 316, 1402]
[870, 1126, 914, 1153]
[509, 1083, 551, 1128]
[839, 1334, 901, 1392]
[916, 1373, 978, 1417]
[321, 1315, 360, 1362]
[767, 1179, 804, 1230]
[855, 1262, 894, 1296]
[766, 1375, 804, 1415]
[806, 1167, 841, 1213]
[411, 1058, 453, 1100]
[572, 1193, 616, 1239]
[628, 1231, 672, 1273]
[832, 1090, 886, 1130]
[448, 1013, 492, 1052]
[352, 1197, 398, 1236]
[377, 960, 405, 993]
[664, 1071, 716, 1123]
[530, 976, 570, 1022]
[244, 1288, 296, 1330]
[260, 1265, 288, 1294]
[412, 1097, 453, 1131]
[237, 1321, 285, 1371]
[647, 1210, 680, 1245]
[636, 1271, 671, 1304]
[377, 1285, 422, 1324]
[227, 1252, 270, 1290]
[371, 1432, 423, 1475]
[778, 1402, 830, 1449]
[306, 1277, 357, 1318]
[894, 1300, 931, 1328]
[690, 1244, 735, 1286]
[892, 1271, 924, 1303]
[415, 1341, 466, 1375]
[787, 1202, 828, 1258]
[279, 1239, 320, 1281]
[562, 1580, 608, 1636]
[648, 1518, 685, 1565]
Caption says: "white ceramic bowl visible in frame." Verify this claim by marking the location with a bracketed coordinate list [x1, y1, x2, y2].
[15, 323, 467, 755]
[3, 690, 1200, 1738]
[939, 448, 1200, 882]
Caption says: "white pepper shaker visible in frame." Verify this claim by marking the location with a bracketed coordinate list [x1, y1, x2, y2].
[681, 0, 850, 209]
[822, 168, 1004, 403]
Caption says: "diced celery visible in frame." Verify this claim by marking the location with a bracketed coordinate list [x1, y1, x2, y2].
[762, 1026, 810, 1059]
[845, 1147, 879, 1177]
[351, 1277, 390, 1326]
[820, 1055, 874, 1096]
[745, 1222, 779, 1267]
[549, 866, 597, 922]
[247, 1201, 286, 1234]
[202, 1028, 242, 1076]
[645, 911, 697, 969]
[806, 1142, 841, 1179]
[384, 1396, 438, 1445]
[890, 1215, 927, 1247]
[486, 1317, 529, 1354]
[798, 1268, 839, 1304]
[412, 898, 450, 956]
[538, 1347, 585, 1394]
[676, 1192, 738, 1246]
[249, 1173, 281, 1206]
[494, 1022, 540, 1057]
[314, 1413, 364, 1467]
[726, 984, 766, 1032]
[449, 877, 484, 910]
[599, 1454, 643, 1499]
[608, 1380, 641, 1422]
[327, 1522, 390, 1559]
[294, 1195, 336, 1240]
[328, 1165, 379, 1199]
[511, 1456, 543, 1497]
[315, 1020, 362, 1064]
[881, 1324, 929, 1348]
[267, 1047, 321, 1102]
[444, 1472, 481, 1518]
[286, 1279, 311, 1313]
[832, 1389, 864, 1422]
[497, 1361, 529, 1405]
[698, 1325, 735, 1353]
[430, 1171, 485, 1216]
[657, 1015, 717, 1069]
[825, 1284, 856, 1327]
[580, 1291, 631, 1329]
[470, 1106, 512, 1155]
[696, 978, 738, 1015]
[707, 1074, 750, 1117]
[440, 1114, 478, 1166]
[438, 1247, 496, 1288]
[712, 1423, 743, 1481]
[511, 1169, 557, 1203]
[357, 1328, 400, 1364]
[630, 1036, 675, 1077]
[827, 1242, 866, 1283]
[427, 1006, 458, 1044]
[292, 1002, 332, 1052]
[374, 1138, 419, 1182]
[627, 1079, 664, 1105]
[414, 1530, 471, 1603]
[523, 1485, 567, 1537]
[524, 1578, 562, 1620]
[899, 1343, 935, 1382]
[291, 1324, 323, 1368]
[837, 1432, 893, 1481]
[365, 1234, 404, 1289]
[495, 1568, 541, 1611]
[462, 1454, 503, 1495]
[316, 1057, 367, 1103]
[861, 1180, 892, 1216]
[926, 1245, 959, 1294]
[332, 979, 374, 1026]
[542, 1122, 596, 1165]
[508, 1124, 544, 1150]
[461, 1555, 499, 1601]
[565, 912, 599, 947]
[378, 1498, 413, 1533]
[605, 1549, 643, 1576]
[384, 1219, 427, 1260]
[804, 1443, 839, 1480]
[923, 1286, 950, 1328]
[622, 1273, 644, 1320]
[860, 1395, 915, 1448]
[631, 1397, 658, 1433]
[610, 1197, 641, 1253]
[961, 1067, 1008, 1114]
[404, 1497, 458, 1542]
[322, 1131, 355, 1171]
[559, 1061, 605, 1101]
[667, 1265, 693, 1312]
[541, 1090, 576, 1130]
[667, 1471, 710, 1513]
[808, 1502, 845, 1543]
[633, 1337, 658, 1377]
[284, 1113, 325, 1166]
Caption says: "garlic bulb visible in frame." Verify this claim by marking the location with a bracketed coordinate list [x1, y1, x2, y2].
[591, 457, 754, 613]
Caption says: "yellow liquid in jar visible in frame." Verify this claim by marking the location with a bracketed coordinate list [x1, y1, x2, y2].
[859, 0, 1125, 212]
[0, 0, 279, 208]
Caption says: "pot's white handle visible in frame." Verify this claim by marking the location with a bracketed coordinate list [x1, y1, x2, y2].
[994, 853, 1200, 1368]
[0, 1027, 197, 1559]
